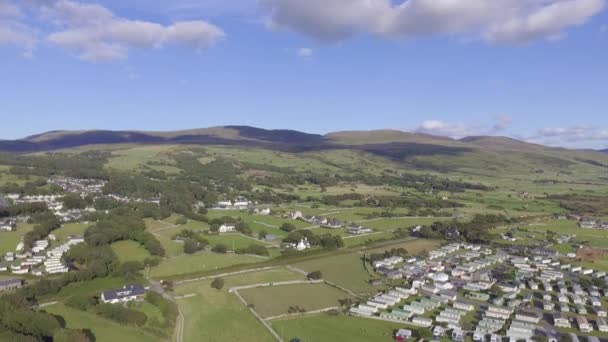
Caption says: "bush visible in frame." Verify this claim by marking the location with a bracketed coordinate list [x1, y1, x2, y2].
[306, 271, 323, 280]
[65, 295, 97, 311]
[235, 244, 269, 256]
[211, 244, 228, 254]
[175, 217, 188, 225]
[53, 329, 95, 342]
[92, 303, 147, 327]
[211, 278, 224, 290]
[280, 223, 296, 232]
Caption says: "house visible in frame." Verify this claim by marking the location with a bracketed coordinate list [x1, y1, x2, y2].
[411, 316, 432, 327]
[514, 311, 539, 324]
[452, 328, 465, 342]
[433, 326, 445, 338]
[575, 315, 592, 333]
[597, 317, 608, 332]
[394, 329, 412, 341]
[290, 211, 303, 220]
[553, 313, 571, 328]
[254, 208, 271, 216]
[346, 225, 373, 235]
[0, 278, 23, 291]
[453, 301, 474, 311]
[321, 219, 342, 229]
[101, 284, 146, 304]
[219, 224, 236, 233]
[0, 219, 16, 232]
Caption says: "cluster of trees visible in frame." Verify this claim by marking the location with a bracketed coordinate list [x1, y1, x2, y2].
[209, 216, 252, 235]
[417, 214, 512, 243]
[282, 230, 344, 250]
[173, 229, 209, 254]
[0, 299, 64, 340]
[367, 248, 409, 262]
[93, 303, 147, 327]
[144, 292, 178, 337]
[23, 211, 61, 248]
[84, 215, 165, 257]
[235, 244, 269, 256]
[0, 151, 109, 180]
[0, 201, 48, 219]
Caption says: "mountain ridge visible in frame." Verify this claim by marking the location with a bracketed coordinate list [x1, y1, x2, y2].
[0, 126, 602, 155]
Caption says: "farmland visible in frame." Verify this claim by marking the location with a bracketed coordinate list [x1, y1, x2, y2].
[239, 283, 348, 318]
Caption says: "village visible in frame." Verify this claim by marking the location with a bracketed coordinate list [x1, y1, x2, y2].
[348, 240, 608, 342]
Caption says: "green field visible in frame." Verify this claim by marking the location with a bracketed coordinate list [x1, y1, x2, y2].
[149, 252, 262, 279]
[111, 240, 152, 263]
[0, 223, 34, 256]
[207, 234, 271, 251]
[292, 252, 375, 296]
[53, 222, 90, 242]
[174, 268, 304, 342]
[43, 304, 159, 342]
[240, 283, 348, 318]
[272, 314, 403, 342]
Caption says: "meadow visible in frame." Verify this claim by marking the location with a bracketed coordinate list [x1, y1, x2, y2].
[111, 240, 152, 263]
[0, 223, 33, 256]
[43, 304, 158, 342]
[149, 251, 262, 279]
[174, 268, 304, 342]
[239, 283, 348, 318]
[272, 314, 403, 342]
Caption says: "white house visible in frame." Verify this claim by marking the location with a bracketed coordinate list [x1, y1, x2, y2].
[101, 284, 146, 304]
[219, 224, 236, 233]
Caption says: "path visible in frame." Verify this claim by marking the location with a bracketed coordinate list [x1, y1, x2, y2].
[343, 231, 384, 239]
[265, 306, 339, 321]
[254, 221, 279, 229]
[174, 266, 278, 284]
[233, 289, 283, 342]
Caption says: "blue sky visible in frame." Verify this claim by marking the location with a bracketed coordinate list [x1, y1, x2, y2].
[1, 0, 607, 149]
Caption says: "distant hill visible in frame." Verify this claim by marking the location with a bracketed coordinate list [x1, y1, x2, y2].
[458, 136, 546, 150]
[601, 149, 608, 154]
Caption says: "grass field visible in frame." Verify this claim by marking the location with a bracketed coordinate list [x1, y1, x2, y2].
[240, 283, 348, 318]
[364, 238, 443, 255]
[46, 276, 139, 301]
[43, 304, 159, 342]
[174, 268, 304, 342]
[0, 223, 34, 256]
[272, 314, 403, 342]
[53, 222, 91, 242]
[111, 240, 152, 263]
[293, 252, 375, 295]
[207, 233, 271, 250]
[149, 252, 263, 279]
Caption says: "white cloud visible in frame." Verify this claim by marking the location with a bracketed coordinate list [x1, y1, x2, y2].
[43, 1, 225, 61]
[415, 120, 480, 138]
[534, 126, 608, 142]
[260, 0, 605, 43]
[297, 47, 313, 57]
[0, 0, 37, 57]
[415, 116, 513, 138]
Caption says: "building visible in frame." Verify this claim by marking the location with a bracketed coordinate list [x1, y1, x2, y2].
[576, 315, 592, 333]
[0, 278, 23, 291]
[218, 224, 236, 233]
[0, 219, 16, 232]
[394, 329, 412, 341]
[346, 225, 373, 235]
[101, 284, 146, 304]
[553, 313, 571, 328]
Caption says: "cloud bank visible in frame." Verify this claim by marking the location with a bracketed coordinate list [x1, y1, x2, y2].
[260, 0, 605, 43]
[0, 0, 225, 61]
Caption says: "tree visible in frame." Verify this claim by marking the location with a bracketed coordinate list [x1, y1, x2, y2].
[54, 329, 94, 342]
[306, 271, 322, 280]
[258, 230, 268, 240]
[175, 217, 188, 225]
[211, 278, 224, 290]
[184, 239, 202, 254]
[212, 244, 228, 254]
[280, 223, 297, 232]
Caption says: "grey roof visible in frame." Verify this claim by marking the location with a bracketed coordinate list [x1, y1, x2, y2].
[0, 279, 23, 287]
[102, 284, 146, 301]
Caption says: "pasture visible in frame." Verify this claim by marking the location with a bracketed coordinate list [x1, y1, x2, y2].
[174, 268, 304, 342]
[149, 251, 262, 279]
[111, 240, 152, 263]
[0, 223, 34, 256]
[43, 304, 158, 342]
[272, 314, 403, 342]
[239, 283, 348, 318]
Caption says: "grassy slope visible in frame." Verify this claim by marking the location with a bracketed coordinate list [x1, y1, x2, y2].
[111, 240, 152, 263]
[174, 268, 304, 342]
[44, 304, 158, 342]
[239, 283, 348, 318]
